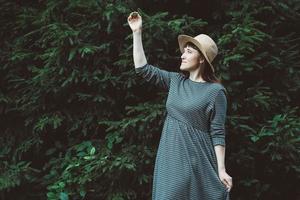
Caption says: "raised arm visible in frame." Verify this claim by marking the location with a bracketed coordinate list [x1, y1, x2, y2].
[127, 11, 177, 91]
[127, 11, 147, 68]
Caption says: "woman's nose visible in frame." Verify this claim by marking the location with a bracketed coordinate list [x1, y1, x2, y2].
[181, 54, 185, 59]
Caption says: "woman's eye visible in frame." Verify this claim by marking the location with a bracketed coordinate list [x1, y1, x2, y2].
[184, 48, 192, 54]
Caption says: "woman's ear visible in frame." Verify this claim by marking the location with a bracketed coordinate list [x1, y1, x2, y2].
[199, 56, 205, 64]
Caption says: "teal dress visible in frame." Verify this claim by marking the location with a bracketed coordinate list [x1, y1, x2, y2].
[135, 63, 230, 200]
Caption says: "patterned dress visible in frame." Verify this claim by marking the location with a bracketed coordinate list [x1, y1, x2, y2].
[135, 63, 230, 200]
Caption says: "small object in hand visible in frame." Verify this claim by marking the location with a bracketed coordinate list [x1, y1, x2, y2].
[131, 12, 138, 18]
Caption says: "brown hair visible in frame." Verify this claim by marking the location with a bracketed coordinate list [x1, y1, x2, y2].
[179, 42, 221, 83]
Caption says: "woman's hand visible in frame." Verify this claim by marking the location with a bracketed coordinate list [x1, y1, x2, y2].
[219, 169, 233, 192]
[127, 11, 142, 32]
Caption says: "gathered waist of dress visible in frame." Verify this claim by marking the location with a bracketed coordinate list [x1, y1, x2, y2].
[166, 114, 209, 133]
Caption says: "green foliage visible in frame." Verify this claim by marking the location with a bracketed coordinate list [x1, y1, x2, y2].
[0, 0, 299, 199]
[214, 1, 300, 199]
[0, 161, 32, 190]
[246, 107, 300, 199]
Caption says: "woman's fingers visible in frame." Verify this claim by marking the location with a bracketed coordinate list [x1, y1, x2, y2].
[228, 176, 233, 188]
[131, 11, 138, 18]
[223, 176, 233, 191]
[221, 178, 231, 187]
[128, 11, 140, 22]
[222, 179, 229, 187]
[127, 11, 142, 32]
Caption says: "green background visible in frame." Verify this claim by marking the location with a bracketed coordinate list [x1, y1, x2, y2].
[0, 0, 299, 199]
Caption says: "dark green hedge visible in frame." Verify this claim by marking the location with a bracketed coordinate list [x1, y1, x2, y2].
[0, 0, 299, 199]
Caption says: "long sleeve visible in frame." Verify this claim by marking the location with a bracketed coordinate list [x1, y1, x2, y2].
[209, 89, 227, 147]
[135, 63, 175, 91]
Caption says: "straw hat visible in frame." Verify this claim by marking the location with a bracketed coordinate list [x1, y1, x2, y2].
[178, 34, 218, 73]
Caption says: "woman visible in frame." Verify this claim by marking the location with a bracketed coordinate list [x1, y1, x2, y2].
[127, 11, 233, 200]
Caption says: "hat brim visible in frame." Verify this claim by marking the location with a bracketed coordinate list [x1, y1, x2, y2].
[178, 34, 215, 73]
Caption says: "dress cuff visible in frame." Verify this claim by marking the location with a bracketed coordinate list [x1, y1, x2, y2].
[212, 137, 225, 147]
[134, 63, 148, 73]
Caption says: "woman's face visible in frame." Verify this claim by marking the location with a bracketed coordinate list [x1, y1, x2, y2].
[180, 45, 203, 72]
